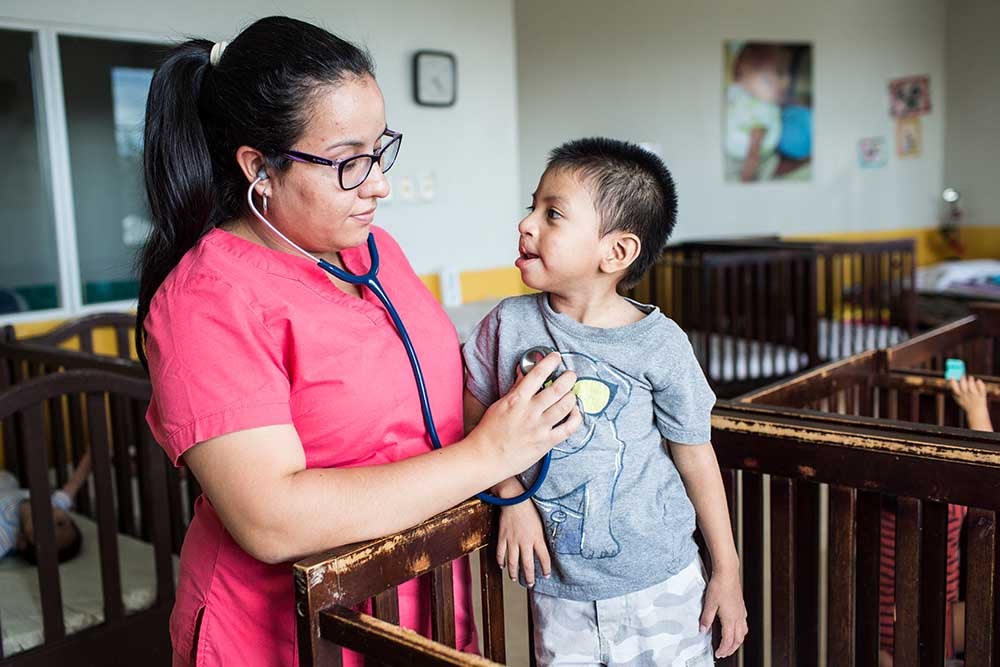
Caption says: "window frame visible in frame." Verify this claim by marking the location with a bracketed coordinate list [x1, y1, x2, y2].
[0, 18, 172, 325]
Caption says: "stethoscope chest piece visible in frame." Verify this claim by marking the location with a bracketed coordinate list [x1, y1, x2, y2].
[519, 346, 560, 384]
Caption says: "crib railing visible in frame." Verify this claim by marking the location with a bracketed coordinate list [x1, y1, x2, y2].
[293, 398, 1000, 666]
[712, 399, 1000, 666]
[0, 370, 175, 664]
[294, 500, 506, 666]
[0, 339, 197, 555]
[3, 311, 136, 360]
[629, 238, 917, 398]
[630, 246, 818, 397]
[883, 301, 1000, 376]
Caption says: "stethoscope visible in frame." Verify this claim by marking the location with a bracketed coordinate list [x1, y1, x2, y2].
[247, 172, 553, 506]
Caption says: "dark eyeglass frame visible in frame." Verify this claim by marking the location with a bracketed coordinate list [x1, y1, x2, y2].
[283, 129, 402, 191]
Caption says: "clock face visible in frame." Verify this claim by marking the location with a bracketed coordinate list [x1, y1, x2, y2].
[414, 51, 456, 107]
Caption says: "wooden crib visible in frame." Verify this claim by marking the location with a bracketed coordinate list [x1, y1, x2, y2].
[0, 314, 193, 666]
[293, 303, 996, 667]
[628, 238, 917, 398]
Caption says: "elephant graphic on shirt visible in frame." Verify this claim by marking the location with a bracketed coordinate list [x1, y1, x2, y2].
[532, 352, 633, 560]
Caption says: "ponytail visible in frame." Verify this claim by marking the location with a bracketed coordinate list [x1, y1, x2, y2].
[135, 40, 216, 368]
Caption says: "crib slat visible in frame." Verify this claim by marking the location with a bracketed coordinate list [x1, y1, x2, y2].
[165, 464, 186, 554]
[428, 561, 457, 648]
[770, 477, 796, 665]
[756, 262, 767, 382]
[716, 468, 739, 667]
[527, 588, 538, 667]
[115, 326, 131, 360]
[965, 508, 996, 665]
[371, 587, 400, 626]
[88, 392, 125, 622]
[827, 486, 856, 666]
[856, 490, 881, 665]
[701, 267, 714, 385]
[478, 546, 507, 663]
[111, 394, 138, 538]
[893, 497, 921, 665]
[741, 472, 764, 667]
[46, 380, 69, 490]
[727, 266, 738, 381]
[823, 254, 834, 361]
[714, 266, 725, 382]
[64, 392, 92, 517]
[135, 405, 175, 603]
[794, 480, 820, 665]
[20, 402, 66, 642]
[919, 500, 948, 666]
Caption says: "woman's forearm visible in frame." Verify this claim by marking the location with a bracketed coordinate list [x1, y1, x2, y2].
[671, 442, 740, 574]
[226, 429, 509, 563]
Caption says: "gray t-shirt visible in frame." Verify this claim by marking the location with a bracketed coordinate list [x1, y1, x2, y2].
[464, 293, 716, 601]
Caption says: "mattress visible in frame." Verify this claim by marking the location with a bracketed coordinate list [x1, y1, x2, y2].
[702, 319, 906, 382]
[0, 512, 177, 657]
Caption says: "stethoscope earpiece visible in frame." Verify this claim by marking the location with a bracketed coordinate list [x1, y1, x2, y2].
[256, 167, 268, 181]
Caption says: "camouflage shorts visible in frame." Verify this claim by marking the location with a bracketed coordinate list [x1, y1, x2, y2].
[530, 559, 714, 667]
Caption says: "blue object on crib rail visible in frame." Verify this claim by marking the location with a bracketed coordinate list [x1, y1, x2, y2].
[944, 358, 966, 381]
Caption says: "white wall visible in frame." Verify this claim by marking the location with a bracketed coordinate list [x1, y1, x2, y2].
[944, 0, 999, 228]
[0, 0, 521, 275]
[515, 0, 949, 241]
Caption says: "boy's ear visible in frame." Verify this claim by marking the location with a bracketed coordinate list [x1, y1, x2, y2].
[600, 232, 641, 277]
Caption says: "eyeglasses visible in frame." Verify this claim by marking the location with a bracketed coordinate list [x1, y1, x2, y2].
[283, 129, 402, 191]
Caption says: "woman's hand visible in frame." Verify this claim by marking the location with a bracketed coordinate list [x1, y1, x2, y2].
[949, 375, 994, 431]
[471, 352, 581, 473]
[493, 478, 550, 587]
[699, 569, 748, 659]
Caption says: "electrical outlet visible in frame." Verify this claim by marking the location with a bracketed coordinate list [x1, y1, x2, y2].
[418, 172, 435, 201]
[439, 266, 462, 307]
[398, 176, 416, 201]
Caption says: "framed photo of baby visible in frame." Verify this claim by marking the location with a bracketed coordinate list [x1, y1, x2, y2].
[723, 41, 814, 183]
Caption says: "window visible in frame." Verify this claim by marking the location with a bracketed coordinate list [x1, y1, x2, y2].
[59, 36, 166, 306]
[0, 28, 60, 314]
[0, 24, 168, 322]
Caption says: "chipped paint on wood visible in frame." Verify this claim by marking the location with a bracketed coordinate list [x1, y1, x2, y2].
[712, 414, 1000, 465]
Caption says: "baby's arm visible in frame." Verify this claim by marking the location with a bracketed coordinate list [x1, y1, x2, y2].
[464, 389, 550, 586]
[740, 127, 766, 182]
[61, 450, 91, 500]
[671, 441, 747, 659]
[949, 376, 995, 432]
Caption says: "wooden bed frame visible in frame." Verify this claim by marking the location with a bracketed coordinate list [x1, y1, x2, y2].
[293, 303, 996, 667]
[628, 238, 917, 398]
[0, 314, 194, 666]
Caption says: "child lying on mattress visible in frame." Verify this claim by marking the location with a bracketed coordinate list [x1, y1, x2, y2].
[0, 451, 90, 564]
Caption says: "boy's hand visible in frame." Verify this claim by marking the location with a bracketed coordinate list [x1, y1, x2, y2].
[949, 376, 994, 431]
[699, 569, 748, 659]
[494, 480, 550, 587]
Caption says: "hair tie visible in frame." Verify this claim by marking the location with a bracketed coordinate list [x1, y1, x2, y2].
[209, 41, 229, 67]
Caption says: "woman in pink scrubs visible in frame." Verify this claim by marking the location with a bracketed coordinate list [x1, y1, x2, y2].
[135, 16, 581, 667]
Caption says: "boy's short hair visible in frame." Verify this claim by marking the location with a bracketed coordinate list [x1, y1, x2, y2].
[547, 138, 677, 288]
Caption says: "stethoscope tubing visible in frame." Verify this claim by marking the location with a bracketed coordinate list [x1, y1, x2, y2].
[246, 178, 547, 506]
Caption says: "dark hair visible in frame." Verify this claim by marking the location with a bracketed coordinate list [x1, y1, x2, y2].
[732, 43, 789, 80]
[135, 16, 376, 368]
[546, 138, 678, 288]
[19, 520, 83, 565]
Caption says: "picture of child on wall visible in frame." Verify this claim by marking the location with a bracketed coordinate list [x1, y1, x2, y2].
[723, 41, 813, 183]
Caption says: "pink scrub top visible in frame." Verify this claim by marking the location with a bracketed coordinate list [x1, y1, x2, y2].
[145, 226, 476, 666]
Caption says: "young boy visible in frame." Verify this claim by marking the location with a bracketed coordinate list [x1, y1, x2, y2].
[0, 451, 90, 564]
[463, 138, 747, 665]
